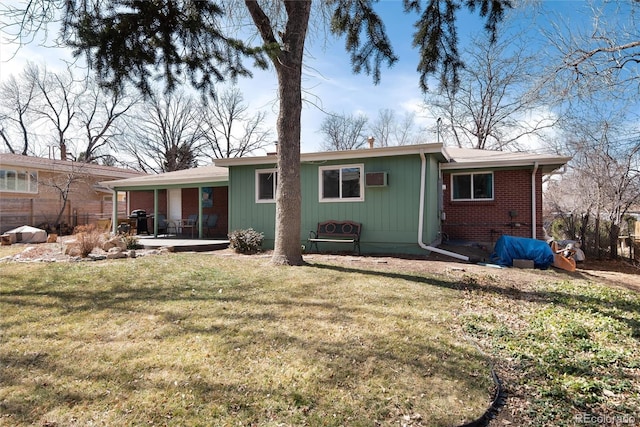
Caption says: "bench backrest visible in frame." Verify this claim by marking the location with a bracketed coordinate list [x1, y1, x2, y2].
[317, 220, 361, 239]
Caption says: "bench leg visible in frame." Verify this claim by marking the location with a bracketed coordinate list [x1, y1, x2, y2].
[306, 240, 318, 253]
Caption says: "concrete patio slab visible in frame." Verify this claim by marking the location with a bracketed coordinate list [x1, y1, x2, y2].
[136, 235, 229, 252]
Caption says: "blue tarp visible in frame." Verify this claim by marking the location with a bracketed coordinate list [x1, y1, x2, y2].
[490, 235, 555, 269]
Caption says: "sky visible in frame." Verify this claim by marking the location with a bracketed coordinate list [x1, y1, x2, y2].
[0, 0, 621, 156]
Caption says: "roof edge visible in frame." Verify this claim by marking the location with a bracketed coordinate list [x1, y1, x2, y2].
[440, 156, 572, 172]
[215, 143, 446, 166]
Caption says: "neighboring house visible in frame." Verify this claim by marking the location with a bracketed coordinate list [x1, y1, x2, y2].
[0, 153, 144, 234]
[215, 144, 570, 255]
[101, 164, 229, 237]
[624, 209, 640, 243]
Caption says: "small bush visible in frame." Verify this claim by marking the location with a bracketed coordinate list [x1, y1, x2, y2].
[121, 234, 140, 249]
[72, 224, 102, 257]
[228, 228, 264, 254]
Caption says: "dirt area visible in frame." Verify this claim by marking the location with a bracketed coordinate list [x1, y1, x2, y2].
[2, 241, 639, 293]
[303, 244, 640, 294]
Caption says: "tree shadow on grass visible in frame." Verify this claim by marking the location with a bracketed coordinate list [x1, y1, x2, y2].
[309, 262, 640, 341]
[2, 258, 637, 426]
[0, 265, 497, 426]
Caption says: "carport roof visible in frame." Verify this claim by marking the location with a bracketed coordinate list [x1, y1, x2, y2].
[100, 163, 228, 190]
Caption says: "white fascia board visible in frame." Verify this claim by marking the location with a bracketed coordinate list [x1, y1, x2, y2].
[99, 167, 229, 189]
[440, 156, 572, 172]
[214, 143, 447, 167]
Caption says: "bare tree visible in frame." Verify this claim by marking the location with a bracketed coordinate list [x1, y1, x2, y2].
[201, 87, 272, 159]
[29, 63, 78, 160]
[76, 78, 139, 163]
[319, 113, 368, 151]
[546, 1, 640, 98]
[319, 108, 422, 150]
[545, 172, 596, 248]
[36, 163, 92, 229]
[122, 90, 204, 173]
[539, 2, 640, 260]
[369, 108, 393, 147]
[427, 31, 556, 150]
[369, 108, 422, 147]
[1, 63, 138, 163]
[548, 103, 640, 259]
[0, 69, 39, 155]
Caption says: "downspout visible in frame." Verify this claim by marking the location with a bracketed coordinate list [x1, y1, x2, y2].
[153, 188, 159, 237]
[531, 162, 539, 239]
[111, 188, 118, 234]
[198, 185, 203, 238]
[418, 150, 470, 261]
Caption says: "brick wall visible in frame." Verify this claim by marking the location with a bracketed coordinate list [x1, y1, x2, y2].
[441, 168, 545, 245]
[127, 187, 228, 238]
[182, 187, 228, 237]
[1, 174, 127, 233]
[129, 190, 164, 215]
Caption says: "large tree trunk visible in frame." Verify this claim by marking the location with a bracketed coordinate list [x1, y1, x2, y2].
[595, 215, 601, 260]
[271, 2, 310, 266]
[272, 63, 304, 265]
[245, 0, 311, 265]
[579, 212, 589, 255]
[609, 222, 620, 260]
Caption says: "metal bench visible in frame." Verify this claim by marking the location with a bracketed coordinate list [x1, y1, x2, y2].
[307, 220, 362, 255]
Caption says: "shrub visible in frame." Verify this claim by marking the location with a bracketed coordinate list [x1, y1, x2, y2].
[72, 224, 103, 257]
[121, 234, 140, 250]
[228, 228, 264, 254]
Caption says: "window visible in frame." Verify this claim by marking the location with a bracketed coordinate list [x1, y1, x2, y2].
[319, 164, 364, 202]
[0, 169, 38, 193]
[29, 172, 38, 193]
[5, 170, 16, 191]
[452, 172, 493, 200]
[256, 169, 277, 203]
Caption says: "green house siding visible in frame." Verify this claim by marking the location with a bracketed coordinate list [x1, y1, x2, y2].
[227, 153, 442, 255]
[228, 164, 278, 243]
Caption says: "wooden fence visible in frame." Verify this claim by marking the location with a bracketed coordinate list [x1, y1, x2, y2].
[0, 196, 128, 234]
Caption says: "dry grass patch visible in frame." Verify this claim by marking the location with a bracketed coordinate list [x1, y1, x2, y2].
[0, 254, 493, 426]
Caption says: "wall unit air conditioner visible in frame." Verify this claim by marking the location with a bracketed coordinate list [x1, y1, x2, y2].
[365, 171, 388, 187]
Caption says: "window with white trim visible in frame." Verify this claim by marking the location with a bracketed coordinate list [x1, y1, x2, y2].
[451, 172, 493, 200]
[255, 168, 277, 203]
[319, 164, 364, 202]
[0, 169, 38, 193]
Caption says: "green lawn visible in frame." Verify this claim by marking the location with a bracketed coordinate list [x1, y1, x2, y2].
[0, 253, 638, 426]
[1, 254, 492, 426]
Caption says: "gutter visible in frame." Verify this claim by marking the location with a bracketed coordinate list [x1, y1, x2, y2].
[418, 150, 470, 262]
[106, 187, 118, 234]
[531, 162, 539, 239]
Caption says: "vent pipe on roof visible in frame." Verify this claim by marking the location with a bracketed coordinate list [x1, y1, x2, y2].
[367, 136, 375, 149]
[267, 141, 278, 156]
